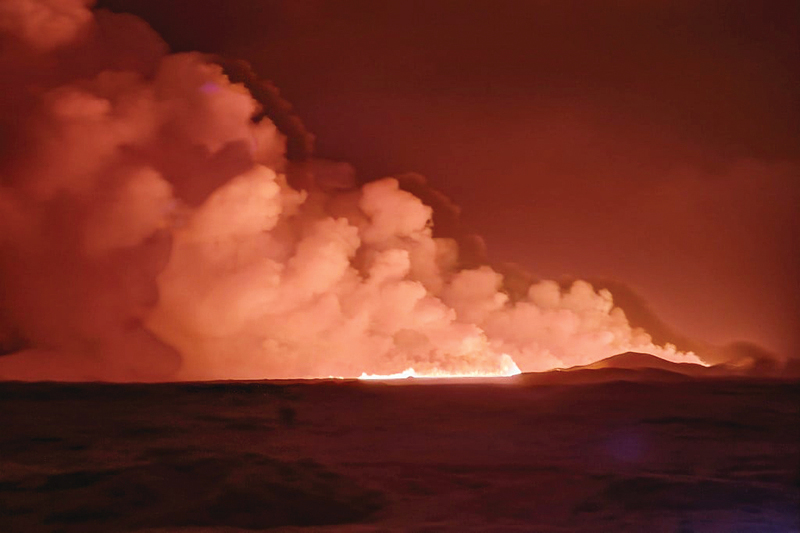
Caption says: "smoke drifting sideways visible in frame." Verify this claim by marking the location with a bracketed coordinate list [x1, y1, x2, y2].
[0, 0, 703, 382]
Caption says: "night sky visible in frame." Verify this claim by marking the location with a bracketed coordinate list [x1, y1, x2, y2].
[97, 0, 799, 360]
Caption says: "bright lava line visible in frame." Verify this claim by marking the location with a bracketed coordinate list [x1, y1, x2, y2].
[357, 354, 522, 380]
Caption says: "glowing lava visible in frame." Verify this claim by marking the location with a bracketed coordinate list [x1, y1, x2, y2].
[358, 353, 522, 380]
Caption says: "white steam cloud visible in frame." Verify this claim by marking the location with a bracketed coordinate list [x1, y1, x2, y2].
[0, 0, 702, 381]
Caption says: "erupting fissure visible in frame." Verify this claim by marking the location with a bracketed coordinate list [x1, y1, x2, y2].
[0, 0, 705, 382]
[358, 353, 522, 380]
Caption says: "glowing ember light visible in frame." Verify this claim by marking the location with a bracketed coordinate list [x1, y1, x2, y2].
[358, 353, 522, 380]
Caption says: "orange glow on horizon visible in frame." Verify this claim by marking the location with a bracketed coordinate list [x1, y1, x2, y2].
[357, 353, 522, 380]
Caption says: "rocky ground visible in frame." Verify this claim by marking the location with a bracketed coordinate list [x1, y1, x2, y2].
[1, 372, 798, 532]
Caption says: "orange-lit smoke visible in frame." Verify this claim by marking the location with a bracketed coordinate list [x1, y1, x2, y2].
[0, 0, 702, 381]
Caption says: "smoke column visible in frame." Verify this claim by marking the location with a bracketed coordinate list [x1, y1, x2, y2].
[0, 0, 702, 381]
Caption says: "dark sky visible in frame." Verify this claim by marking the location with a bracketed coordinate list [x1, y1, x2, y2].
[98, 0, 799, 359]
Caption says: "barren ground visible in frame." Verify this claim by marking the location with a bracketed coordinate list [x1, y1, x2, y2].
[1, 375, 798, 532]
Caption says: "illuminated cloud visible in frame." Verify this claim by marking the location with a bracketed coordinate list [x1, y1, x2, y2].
[0, 0, 704, 381]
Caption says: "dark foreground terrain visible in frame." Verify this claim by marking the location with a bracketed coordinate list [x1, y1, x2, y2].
[1, 375, 798, 532]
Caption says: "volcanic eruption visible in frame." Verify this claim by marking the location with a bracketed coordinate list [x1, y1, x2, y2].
[0, 0, 706, 382]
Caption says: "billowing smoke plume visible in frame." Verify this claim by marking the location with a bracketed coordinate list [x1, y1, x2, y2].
[0, 0, 702, 381]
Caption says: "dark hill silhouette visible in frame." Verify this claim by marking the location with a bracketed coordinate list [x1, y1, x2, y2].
[568, 351, 710, 376]
[515, 351, 716, 386]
